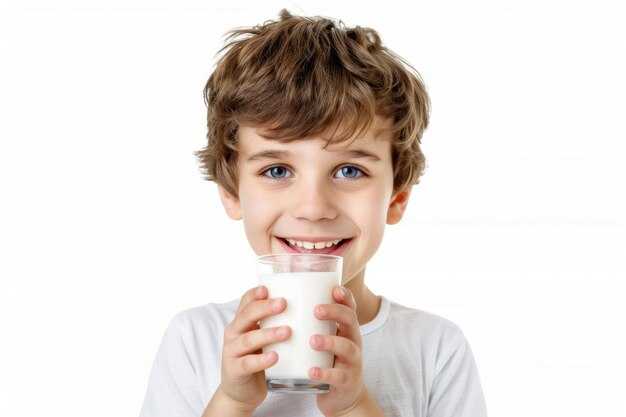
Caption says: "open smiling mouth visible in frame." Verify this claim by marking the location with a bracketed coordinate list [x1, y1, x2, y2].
[279, 237, 351, 255]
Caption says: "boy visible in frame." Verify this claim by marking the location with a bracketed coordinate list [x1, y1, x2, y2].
[140, 9, 487, 417]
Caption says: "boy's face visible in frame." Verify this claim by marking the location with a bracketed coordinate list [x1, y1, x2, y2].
[218, 117, 411, 286]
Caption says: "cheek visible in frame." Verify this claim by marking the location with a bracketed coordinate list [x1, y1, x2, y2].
[240, 191, 279, 252]
[351, 190, 390, 237]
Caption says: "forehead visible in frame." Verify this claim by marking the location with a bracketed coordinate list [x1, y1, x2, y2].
[238, 116, 394, 153]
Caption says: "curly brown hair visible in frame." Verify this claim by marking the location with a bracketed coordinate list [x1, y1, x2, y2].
[196, 9, 430, 197]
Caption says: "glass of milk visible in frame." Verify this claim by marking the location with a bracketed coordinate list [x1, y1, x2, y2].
[257, 254, 342, 394]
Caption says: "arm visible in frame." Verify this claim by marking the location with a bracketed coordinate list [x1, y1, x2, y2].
[427, 327, 488, 417]
[140, 286, 290, 417]
[139, 314, 206, 417]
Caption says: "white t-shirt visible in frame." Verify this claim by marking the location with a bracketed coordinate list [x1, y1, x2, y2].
[139, 297, 487, 417]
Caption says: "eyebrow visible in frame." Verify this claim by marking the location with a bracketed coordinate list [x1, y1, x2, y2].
[246, 150, 290, 162]
[246, 148, 381, 162]
[341, 149, 381, 161]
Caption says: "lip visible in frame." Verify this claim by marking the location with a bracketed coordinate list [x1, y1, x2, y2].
[277, 237, 352, 256]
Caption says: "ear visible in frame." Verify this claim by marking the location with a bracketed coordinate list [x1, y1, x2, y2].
[218, 185, 242, 220]
[386, 188, 412, 225]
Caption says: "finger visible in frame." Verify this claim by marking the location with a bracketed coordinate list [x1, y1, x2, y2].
[310, 334, 360, 367]
[332, 286, 357, 312]
[228, 351, 279, 380]
[308, 365, 355, 389]
[226, 296, 287, 339]
[314, 303, 360, 344]
[235, 286, 268, 315]
[225, 325, 291, 358]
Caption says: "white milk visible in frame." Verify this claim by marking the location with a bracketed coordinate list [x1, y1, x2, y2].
[259, 271, 339, 380]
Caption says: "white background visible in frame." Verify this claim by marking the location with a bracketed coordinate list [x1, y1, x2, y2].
[1, 0, 624, 416]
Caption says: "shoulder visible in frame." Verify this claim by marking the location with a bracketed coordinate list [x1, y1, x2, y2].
[366, 299, 487, 415]
[152, 299, 239, 372]
[172, 299, 238, 325]
[164, 299, 238, 342]
[141, 301, 239, 416]
[387, 299, 464, 335]
[171, 298, 238, 328]
[383, 298, 469, 353]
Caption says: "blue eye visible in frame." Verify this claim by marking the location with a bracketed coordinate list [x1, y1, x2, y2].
[335, 166, 364, 179]
[263, 166, 292, 179]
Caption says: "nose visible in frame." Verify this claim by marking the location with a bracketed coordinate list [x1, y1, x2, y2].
[289, 178, 339, 222]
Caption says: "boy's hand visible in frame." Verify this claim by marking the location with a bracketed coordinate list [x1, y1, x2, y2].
[214, 285, 290, 414]
[310, 286, 383, 417]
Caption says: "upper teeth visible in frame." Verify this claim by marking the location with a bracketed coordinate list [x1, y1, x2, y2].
[286, 239, 342, 249]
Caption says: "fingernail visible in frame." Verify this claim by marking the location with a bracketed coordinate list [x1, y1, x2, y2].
[255, 286, 264, 298]
[316, 306, 327, 318]
[275, 326, 288, 339]
[272, 298, 284, 312]
[339, 287, 347, 299]
[309, 366, 321, 380]
[311, 334, 323, 348]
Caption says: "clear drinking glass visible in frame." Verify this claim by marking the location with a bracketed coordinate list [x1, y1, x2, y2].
[257, 254, 342, 393]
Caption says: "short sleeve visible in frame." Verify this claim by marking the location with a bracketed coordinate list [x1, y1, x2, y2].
[427, 326, 488, 417]
[139, 315, 206, 417]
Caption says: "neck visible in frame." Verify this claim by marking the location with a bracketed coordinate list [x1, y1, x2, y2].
[344, 269, 381, 325]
